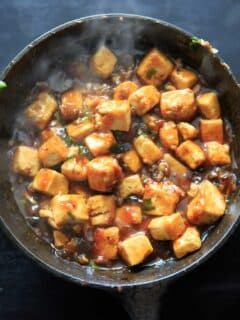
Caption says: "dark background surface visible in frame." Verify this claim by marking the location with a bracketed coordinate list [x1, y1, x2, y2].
[1, 1, 240, 319]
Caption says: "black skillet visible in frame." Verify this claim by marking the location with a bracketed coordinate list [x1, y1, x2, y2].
[0, 14, 240, 320]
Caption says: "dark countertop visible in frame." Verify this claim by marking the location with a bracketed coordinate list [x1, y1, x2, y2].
[1, 1, 240, 319]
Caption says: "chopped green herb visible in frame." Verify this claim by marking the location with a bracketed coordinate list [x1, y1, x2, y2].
[113, 130, 125, 140]
[66, 155, 76, 161]
[191, 36, 200, 44]
[110, 142, 124, 154]
[54, 111, 66, 125]
[79, 145, 92, 159]
[63, 134, 73, 147]
[142, 198, 155, 211]
[190, 36, 201, 48]
[0, 80, 7, 89]
[90, 260, 101, 270]
[20, 199, 26, 206]
[146, 68, 157, 79]
[67, 211, 75, 220]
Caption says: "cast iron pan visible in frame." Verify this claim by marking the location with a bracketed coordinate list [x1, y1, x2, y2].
[0, 14, 240, 320]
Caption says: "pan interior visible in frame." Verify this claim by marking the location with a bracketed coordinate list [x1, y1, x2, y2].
[0, 14, 240, 288]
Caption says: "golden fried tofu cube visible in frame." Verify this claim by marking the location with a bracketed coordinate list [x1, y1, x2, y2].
[206, 142, 231, 165]
[163, 154, 189, 178]
[176, 140, 206, 169]
[25, 92, 57, 129]
[97, 100, 131, 132]
[200, 119, 223, 143]
[170, 68, 198, 89]
[143, 114, 162, 134]
[114, 81, 139, 100]
[148, 212, 186, 240]
[38, 135, 68, 167]
[60, 88, 83, 122]
[177, 122, 199, 140]
[187, 182, 200, 198]
[53, 230, 69, 248]
[143, 181, 184, 216]
[88, 195, 116, 226]
[87, 156, 122, 192]
[115, 205, 142, 228]
[128, 85, 160, 115]
[32, 169, 69, 196]
[94, 227, 119, 260]
[61, 156, 88, 181]
[159, 121, 179, 150]
[134, 135, 163, 165]
[85, 132, 115, 157]
[187, 180, 226, 225]
[90, 46, 117, 79]
[173, 226, 201, 259]
[118, 234, 153, 266]
[122, 149, 142, 173]
[13, 146, 40, 177]
[50, 194, 89, 226]
[40, 128, 55, 142]
[137, 48, 174, 86]
[85, 95, 106, 112]
[118, 174, 144, 199]
[197, 92, 221, 119]
[66, 119, 95, 142]
[160, 89, 197, 121]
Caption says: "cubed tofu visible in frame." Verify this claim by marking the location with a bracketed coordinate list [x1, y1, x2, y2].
[85, 132, 115, 157]
[118, 234, 153, 266]
[60, 88, 83, 122]
[38, 135, 68, 167]
[170, 68, 198, 89]
[159, 121, 179, 150]
[177, 122, 199, 140]
[173, 226, 201, 259]
[41, 128, 55, 142]
[128, 85, 160, 115]
[66, 119, 95, 142]
[163, 154, 189, 179]
[197, 92, 221, 119]
[97, 100, 131, 132]
[61, 156, 88, 181]
[160, 89, 197, 121]
[205, 142, 231, 165]
[137, 48, 174, 86]
[118, 174, 144, 199]
[200, 119, 223, 143]
[115, 205, 142, 228]
[134, 135, 163, 165]
[50, 194, 89, 226]
[13, 146, 40, 177]
[94, 227, 119, 260]
[85, 95, 106, 112]
[148, 212, 186, 240]
[32, 169, 69, 196]
[53, 230, 69, 248]
[113, 81, 139, 100]
[87, 156, 122, 192]
[176, 140, 206, 169]
[187, 182, 200, 198]
[90, 46, 117, 79]
[87, 195, 116, 226]
[143, 114, 163, 134]
[122, 149, 142, 173]
[143, 181, 184, 216]
[187, 180, 226, 225]
[25, 92, 57, 129]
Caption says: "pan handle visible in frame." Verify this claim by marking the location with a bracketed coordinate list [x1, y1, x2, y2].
[117, 281, 169, 320]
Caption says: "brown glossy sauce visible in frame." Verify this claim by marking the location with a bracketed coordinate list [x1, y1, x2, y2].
[8, 49, 238, 270]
